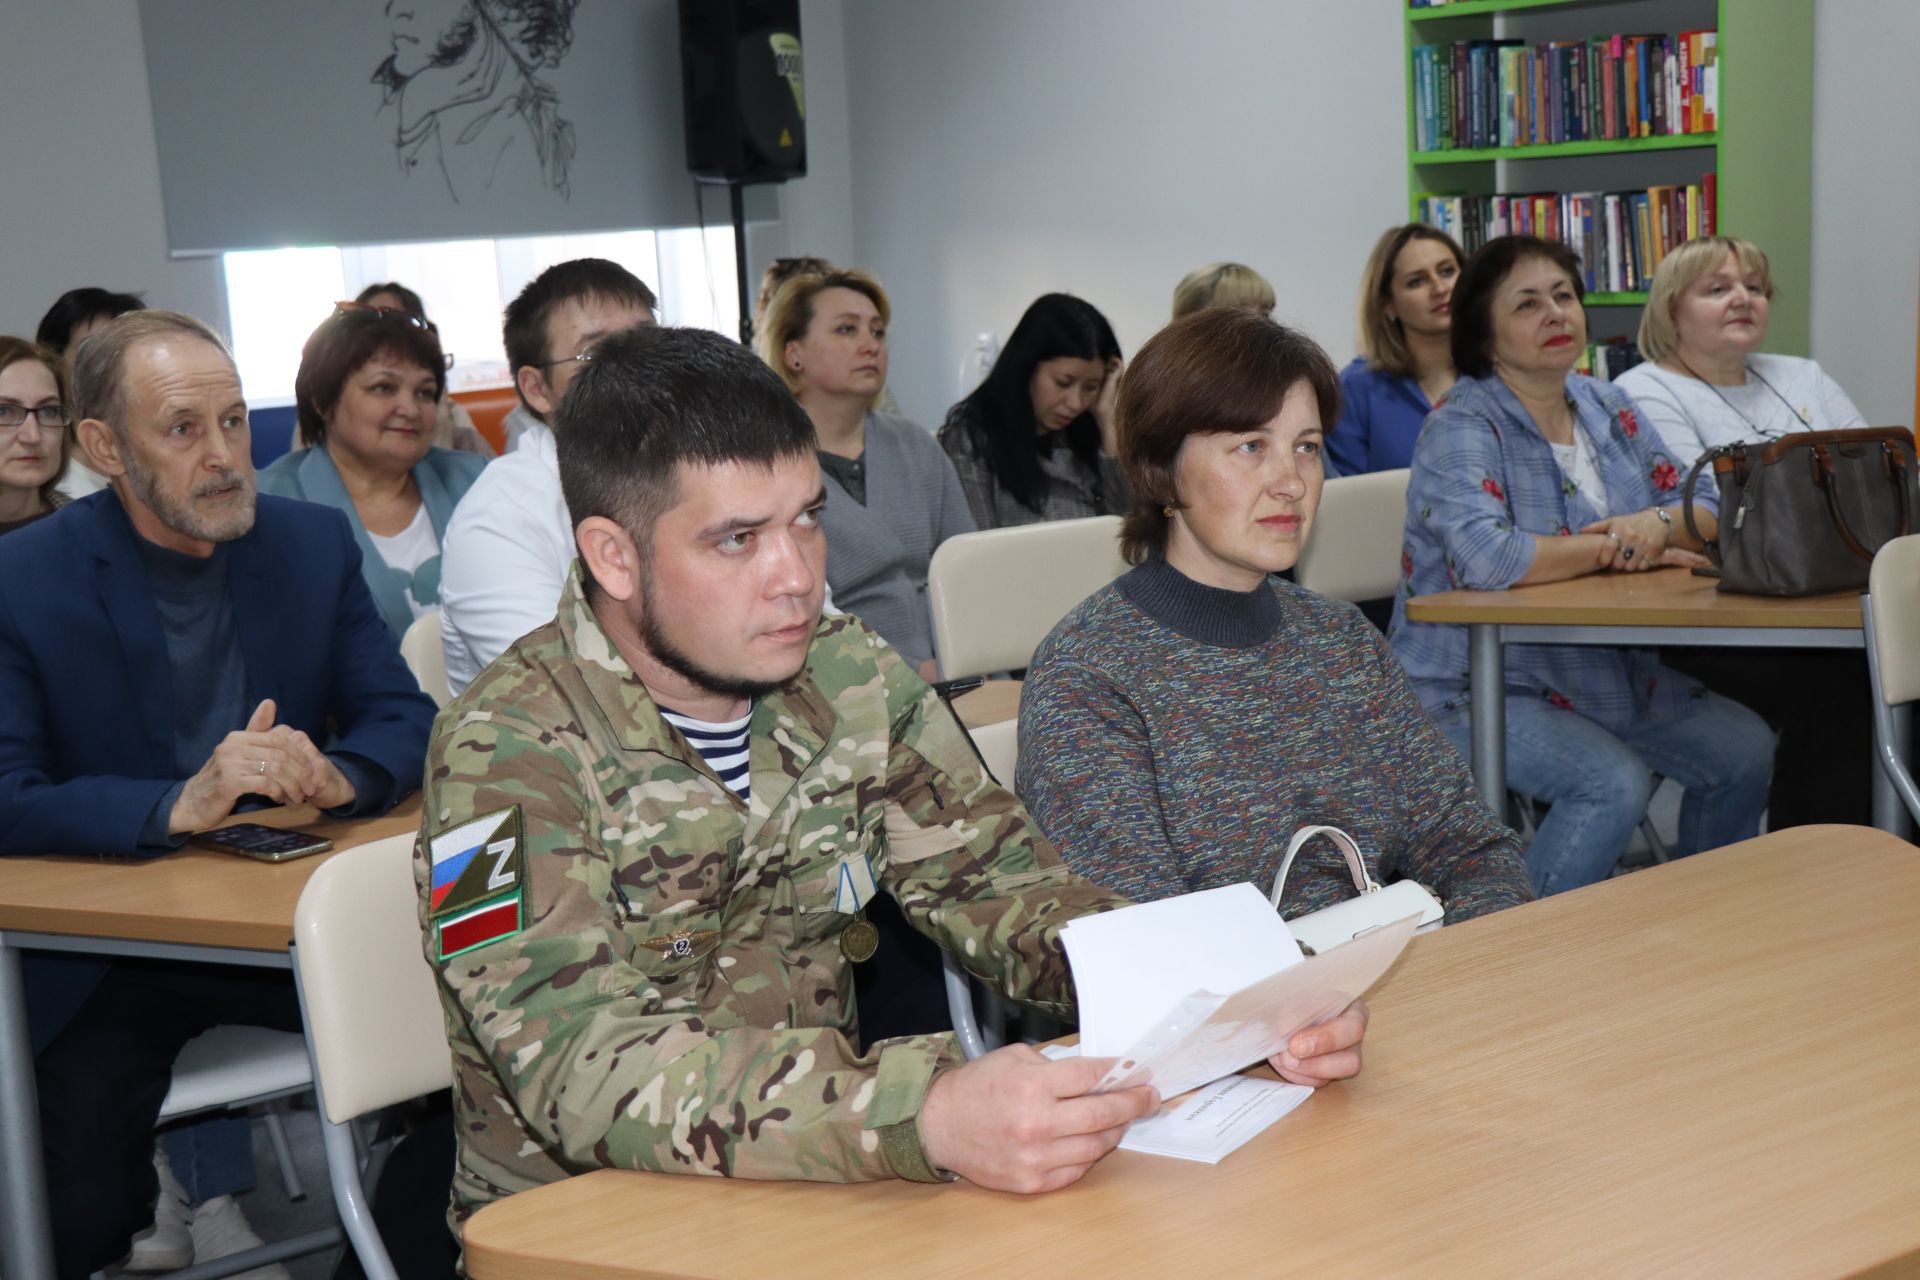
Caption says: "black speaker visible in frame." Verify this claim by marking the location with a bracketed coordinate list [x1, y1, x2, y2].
[680, 0, 806, 184]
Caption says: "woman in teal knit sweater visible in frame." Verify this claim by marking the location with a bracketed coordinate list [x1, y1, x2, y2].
[1018, 309, 1531, 924]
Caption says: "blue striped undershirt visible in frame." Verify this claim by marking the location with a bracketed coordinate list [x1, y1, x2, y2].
[659, 704, 753, 800]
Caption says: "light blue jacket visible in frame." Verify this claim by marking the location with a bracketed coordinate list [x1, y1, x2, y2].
[258, 445, 487, 638]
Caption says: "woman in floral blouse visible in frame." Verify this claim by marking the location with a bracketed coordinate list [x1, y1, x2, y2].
[1388, 235, 1772, 897]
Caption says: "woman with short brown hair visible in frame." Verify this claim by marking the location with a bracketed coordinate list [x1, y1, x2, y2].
[1019, 308, 1530, 922]
[0, 337, 71, 536]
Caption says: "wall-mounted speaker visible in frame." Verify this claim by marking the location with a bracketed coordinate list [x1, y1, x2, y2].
[680, 0, 806, 185]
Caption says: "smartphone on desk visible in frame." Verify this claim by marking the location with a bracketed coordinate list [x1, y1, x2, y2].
[192, 823, 333, 863]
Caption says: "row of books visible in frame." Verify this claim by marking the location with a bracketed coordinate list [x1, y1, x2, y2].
[1412, 30, 1718, 152]
[1415, 175, 1716, 293]
[1577, 339, 1647, 382]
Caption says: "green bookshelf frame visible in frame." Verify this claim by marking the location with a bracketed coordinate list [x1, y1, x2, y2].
[1403, 0, 1814, 352]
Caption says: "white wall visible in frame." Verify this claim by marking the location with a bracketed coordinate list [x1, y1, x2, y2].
[840, 0, 1408, 426]
[0, 3, 229, 341]
[1810, 0, 1920, 425]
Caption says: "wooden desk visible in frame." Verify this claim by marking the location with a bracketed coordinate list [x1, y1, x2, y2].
[950, 678, 1020, 729]
[1403, 568, 1890, 826]
[464, 825, 1920, 1280]
[0, 798, 421, 1280]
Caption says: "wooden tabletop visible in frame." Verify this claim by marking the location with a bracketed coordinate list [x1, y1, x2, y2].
[1406, 566, 1862, 629]
[464, 825, 1920, 1280]
[950, 678, 1021, 728]
[0, 798, 421, 952]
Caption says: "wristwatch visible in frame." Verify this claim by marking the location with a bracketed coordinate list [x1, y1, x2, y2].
[1651, 507, 1674, 535]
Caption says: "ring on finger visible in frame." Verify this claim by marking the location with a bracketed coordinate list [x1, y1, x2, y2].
[257, 759, 268, 775]
[1623, 547, 1636, 561]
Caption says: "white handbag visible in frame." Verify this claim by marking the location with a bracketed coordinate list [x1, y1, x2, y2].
[1270, 825, 1444, 956]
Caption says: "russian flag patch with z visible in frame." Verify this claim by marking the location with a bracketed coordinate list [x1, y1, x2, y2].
[429, 807, 527, 961]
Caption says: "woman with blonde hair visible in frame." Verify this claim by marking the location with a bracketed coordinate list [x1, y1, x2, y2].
[1170, 262, 1275, 320]
[1328, 223, 1464, 476]
[0, 337, 71, 536]
[757, 268, 973, 679]
[1615, 236, 1865, 471]
[1615, 235, 1874, 830]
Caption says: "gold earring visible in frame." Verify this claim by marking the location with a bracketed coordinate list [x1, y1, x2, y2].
[1162, 505, 1175, 518]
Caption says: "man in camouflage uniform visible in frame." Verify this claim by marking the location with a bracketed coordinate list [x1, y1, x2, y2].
[415, 326, 1368, 1241]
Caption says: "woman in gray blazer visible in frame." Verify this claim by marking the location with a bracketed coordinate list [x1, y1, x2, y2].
[259, 305, 486, 638]
[758, 268, 974, 678]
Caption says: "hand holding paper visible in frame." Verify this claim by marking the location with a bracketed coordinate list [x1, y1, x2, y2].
[1062, 883, 1414, 1100]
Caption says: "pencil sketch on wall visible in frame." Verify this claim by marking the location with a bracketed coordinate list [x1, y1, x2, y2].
[373, 0, 581, 203]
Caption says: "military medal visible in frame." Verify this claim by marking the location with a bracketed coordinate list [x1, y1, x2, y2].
[840, 914, 879, 963]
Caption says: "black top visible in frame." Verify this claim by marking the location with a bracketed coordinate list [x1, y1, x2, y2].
[1114, 556, 1285, 649]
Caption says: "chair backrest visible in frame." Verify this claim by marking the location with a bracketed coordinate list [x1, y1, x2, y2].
[928, 516, 1129, 679]
[451, 385, 521, 455]
[292, 833, 451, 1125]
[400, 609, 450, 707]
[1295, 468, 1411, 603]
[1869, 534, 1920, 706]
[967, 718, 1019, 787]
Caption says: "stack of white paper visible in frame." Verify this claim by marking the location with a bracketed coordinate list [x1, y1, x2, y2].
[1061, 883, 1417, 1100]
[1040, 1043, 1313, 1164]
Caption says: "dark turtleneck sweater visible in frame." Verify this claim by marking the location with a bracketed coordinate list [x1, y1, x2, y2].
[1017, 556, 1531, 922]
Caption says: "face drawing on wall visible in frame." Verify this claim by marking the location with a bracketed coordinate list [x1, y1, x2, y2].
[373, 0, 582, 203]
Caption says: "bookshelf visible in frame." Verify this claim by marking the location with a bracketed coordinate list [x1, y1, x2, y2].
[1404, 0, 1813, 353]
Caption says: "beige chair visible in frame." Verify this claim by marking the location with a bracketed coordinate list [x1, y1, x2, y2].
[965, 718, 1019, 788]
[928, 516, 1129, 679]
[291, 833, 451, 1280]
[942, 717, 1027, 1060]
[1865, 534, 1920, 825]
[400, 609, 450, 706]
[1294, 468, 1411, 603]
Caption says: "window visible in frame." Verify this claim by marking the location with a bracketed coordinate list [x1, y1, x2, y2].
[222, 226, 738, 403]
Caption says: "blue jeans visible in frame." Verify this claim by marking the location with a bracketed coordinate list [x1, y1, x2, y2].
[1436, 691, 1774, 896]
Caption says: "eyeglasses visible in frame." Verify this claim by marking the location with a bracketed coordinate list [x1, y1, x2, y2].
[532, 351, 594, 371]
[331, 301, 456, 370]
[0, 403, 71, 430]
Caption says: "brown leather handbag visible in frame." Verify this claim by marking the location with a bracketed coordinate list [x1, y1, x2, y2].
[1682, 427, 1919, 596]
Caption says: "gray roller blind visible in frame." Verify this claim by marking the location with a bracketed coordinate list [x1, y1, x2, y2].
[139, 0, 764, 254]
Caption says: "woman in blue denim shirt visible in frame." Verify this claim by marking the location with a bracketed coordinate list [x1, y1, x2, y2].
[1388, 236, 1773, 896]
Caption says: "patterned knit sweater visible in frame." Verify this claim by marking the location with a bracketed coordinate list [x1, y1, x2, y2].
[1017, 557, 1532, 922]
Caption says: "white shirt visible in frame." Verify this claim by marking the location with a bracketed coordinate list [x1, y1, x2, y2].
[1614, 354, 1868, 473]
[367, 502, 440, 622]
[440, 418, 574, 696]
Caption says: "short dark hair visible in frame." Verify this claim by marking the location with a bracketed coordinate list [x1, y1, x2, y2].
[1449, 235, 1586, 380]
[556, 326, 816, 590]
[943, 293, 1121, 513]
[355, 281, 428, 319]
[503, 258, 657, 415]
[294, 308, 446, 448]
[1117, 309, 1340, 565]
[35, 288, 147, 353]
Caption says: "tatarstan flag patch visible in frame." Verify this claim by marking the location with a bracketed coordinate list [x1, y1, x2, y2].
[429, 807, 526, 960]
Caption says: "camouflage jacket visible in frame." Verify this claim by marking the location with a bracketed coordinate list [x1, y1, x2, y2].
[416, 568, 1126, 1229]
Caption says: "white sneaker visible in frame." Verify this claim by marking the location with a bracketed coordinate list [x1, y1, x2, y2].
[122, 1148, 193, 1272]
[185, 1196, 292, 1280]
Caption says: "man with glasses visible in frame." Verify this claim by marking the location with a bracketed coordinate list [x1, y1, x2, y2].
[0, 310, 436, 1277]
[439, 258, 657, 695]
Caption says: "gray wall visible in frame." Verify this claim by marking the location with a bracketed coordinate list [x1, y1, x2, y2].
[0, 3, 229, 340]
[3, 1, 1912, 429]
[1811, 0, 1920, 425]
[840, 0, 1409, 425]
[839, 0, 1920, 429]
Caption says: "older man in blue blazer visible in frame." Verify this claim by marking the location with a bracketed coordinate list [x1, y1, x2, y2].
[0, 310, 435, 1278]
